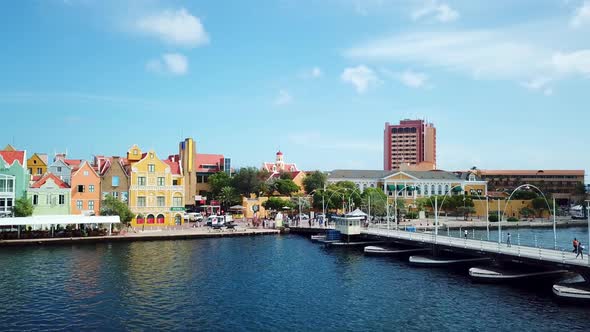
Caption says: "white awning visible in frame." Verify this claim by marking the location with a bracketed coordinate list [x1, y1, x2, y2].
[0, 215, 121, 226]
[346, 208, 368, 217]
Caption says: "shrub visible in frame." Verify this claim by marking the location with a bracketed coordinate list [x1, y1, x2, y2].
[405, 212, 419, 219]
[488, 214, 499, 222]
[507, 217, 519, 222]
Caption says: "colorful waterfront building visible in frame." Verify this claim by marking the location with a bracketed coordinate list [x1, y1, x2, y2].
[262, 151, 300, 174]
[127, 145, 185, 227]
[0, 145, 28, 216]
[27, 153, 48, 177]
[70, 161, 101, 215]
[95, 155, 130, 204]
[47, 153, 80, 185]
[28, 173, 71, 215]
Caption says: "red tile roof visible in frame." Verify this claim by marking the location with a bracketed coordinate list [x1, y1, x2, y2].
[0, 151, 25, 166]
[64, 159, 82, 167]
[164, 159, 181, 175]
[31, 173, 70, 189]
[195, 153, 224, 172]
[476, 170, 585, 176]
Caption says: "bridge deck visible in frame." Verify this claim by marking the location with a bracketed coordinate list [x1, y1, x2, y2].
[362, 228, 590, 268]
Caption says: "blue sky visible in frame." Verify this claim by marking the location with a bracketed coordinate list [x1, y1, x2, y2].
[1, 0, 589, 181]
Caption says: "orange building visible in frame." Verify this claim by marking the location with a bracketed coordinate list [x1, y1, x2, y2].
[70, 161, 101, 215]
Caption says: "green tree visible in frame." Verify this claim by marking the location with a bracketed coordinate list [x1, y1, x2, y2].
[512, 190, 538, 200]
[323, 181, 362, 211]
[532, 197, 553, 217]
[208, 172, 232, 198]
[231, 167, 263, 197]
[218, 186, 240, 210]
[274, 179, 300, 196]
[361, 187, 387, 216]
[100, 195, 134, 228]
[279, 172, 292, 180]
[13, 197, 34, 217]
[302, 171, 327, 194]
[519, 207, 535, 219]
[263, 197, 295, 211]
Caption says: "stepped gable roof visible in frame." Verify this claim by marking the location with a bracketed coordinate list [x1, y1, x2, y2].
[268, 171, 305, 180]
[0, 150, 25, 166]
[31, 173, 69, 189]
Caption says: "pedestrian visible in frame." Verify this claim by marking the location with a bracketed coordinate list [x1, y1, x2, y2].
[464, 230, 468, 239]
[576, 242, 584, 259]
[506, 232, 511, 247]
[572, 238, 579, 253]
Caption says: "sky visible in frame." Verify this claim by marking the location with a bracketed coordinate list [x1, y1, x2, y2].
[0, 0, 589, 181]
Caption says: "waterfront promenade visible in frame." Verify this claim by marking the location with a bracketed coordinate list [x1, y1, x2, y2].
[0, 226, 279, 247]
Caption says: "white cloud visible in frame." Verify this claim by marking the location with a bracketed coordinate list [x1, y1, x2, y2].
[146, 53, 188, 75]
[346, 31, 549, 80]
[300, 66, 323, 79]
[521, 77, 553, 96]
[398, 70, 429, 88]
[412, 1, 459, 23]
[137, 8, 209, 47]
[570, 1, 590, 27]
[552, 50, 590, 76]
[340, 65, 380, 93]
[274, 90, 293, 106]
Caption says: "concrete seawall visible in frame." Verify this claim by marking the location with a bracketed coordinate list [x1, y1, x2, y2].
[0, 228, 280, 247]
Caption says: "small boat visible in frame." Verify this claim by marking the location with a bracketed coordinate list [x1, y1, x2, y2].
[552, 283, 590, 302]
[469, 267, 570, 283]
[310, 234, 326, 242]
[364, 246, 429, 255]
[409, 256, 490, 267]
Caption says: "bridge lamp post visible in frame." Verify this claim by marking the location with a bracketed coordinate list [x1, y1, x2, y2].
[502, 184, 554, 248]
[388, 184, 415, 231]
[436, 184, 465, 238]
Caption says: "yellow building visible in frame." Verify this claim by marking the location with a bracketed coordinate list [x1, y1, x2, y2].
[27, 153, 48, 177]
[127, 145, 185, 227]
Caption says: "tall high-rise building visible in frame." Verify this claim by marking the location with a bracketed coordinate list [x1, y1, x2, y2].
[383, 119, 436, 171]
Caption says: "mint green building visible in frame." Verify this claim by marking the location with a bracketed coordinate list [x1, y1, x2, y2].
[0, 146, 28, 216]
[27, 173, 71, 216]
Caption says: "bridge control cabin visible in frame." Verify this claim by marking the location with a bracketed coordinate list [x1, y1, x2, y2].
[333, 216, 364, 236]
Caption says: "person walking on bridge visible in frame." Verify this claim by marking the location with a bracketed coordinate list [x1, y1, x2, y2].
[464, 230, 468, 239]
[572, 238, 579, 253]
[506, 232, 512, 247]
[576, 242, 584, 259]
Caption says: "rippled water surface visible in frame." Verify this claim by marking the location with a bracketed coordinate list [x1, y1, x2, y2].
[0, 233, 588, 331]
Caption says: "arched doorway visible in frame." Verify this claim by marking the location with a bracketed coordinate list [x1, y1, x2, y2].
[147, 214, 155, 224]
[136, 215, 145, 224]
[156, 214, 165, 224]
[174, 214, 182, 225]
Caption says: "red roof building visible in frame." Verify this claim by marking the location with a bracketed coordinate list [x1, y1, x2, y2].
[0, 151, 25, 166]
[262, 151, 299, 174]
[31, 173, 70, 189]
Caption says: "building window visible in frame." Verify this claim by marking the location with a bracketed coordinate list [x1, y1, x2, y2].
[32, 195, 39, 205]
[112, 176, 120, 187]
[148, 164, 155, 173]
[157, 177, 165, 186]
[138, 197, 146, 207]
[84, 171, 89, 176]
[88, 200, 95, 210]
[89, 185, 95, 193]
[59, 195, 65, 205]
[77, 185, 85, 193]
[37, 168, 42, 175]
[438, 185, 443, 195]
[444, 185, 449, 194]
[173, 196, 182, 207]
[57, 167, 62, 172]
[157, 196, 166, 207]
[121, 192, 128, 202]
[133, 149, 138, 155]
[138, 177, 146, 186]
[76, 200, 83, 210]
[173, 179, 179, 186]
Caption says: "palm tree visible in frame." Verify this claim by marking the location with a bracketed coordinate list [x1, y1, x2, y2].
[218, 186, 239, 210]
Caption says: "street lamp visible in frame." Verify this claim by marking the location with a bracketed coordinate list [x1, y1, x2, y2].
[502, 183, 554, 248]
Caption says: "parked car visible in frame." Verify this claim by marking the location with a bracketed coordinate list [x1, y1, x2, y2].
[184, 212, 204, 222]
[206, 214, 233, 227]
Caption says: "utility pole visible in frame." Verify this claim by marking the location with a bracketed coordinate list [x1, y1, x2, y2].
[498, 199, 501, 244]
[486, 195, 489, 241]
[553, 197, 556, 250]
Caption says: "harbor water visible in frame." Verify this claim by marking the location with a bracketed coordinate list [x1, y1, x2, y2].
[0, 229, 588, 331]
